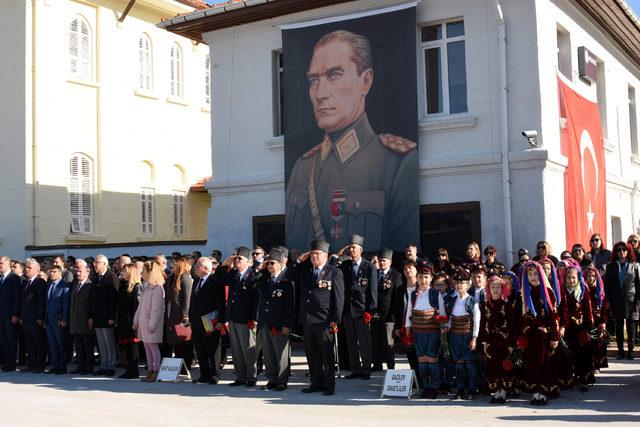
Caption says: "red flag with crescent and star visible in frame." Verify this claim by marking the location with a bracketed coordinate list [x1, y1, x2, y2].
[558, 76, 607, 248]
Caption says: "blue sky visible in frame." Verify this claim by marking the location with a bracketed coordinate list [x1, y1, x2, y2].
[628, 0, 640, 16]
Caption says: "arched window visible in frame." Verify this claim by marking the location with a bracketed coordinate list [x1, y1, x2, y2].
[140, 161, 155, 235]
[204, 55, 211, 105]
[69, 154, 94, 234]
[138, 33, 153, 91]
[172, 165, 186, 236]
[69, 15, 92, 79]
[169, 43, 183, 98]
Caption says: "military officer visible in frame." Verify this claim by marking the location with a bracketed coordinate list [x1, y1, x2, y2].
[339, 235, 377, 380]
[371, 248, 401, 371]
[257, 247, 295, 392]
[291, 240, 344, 396]
[285, 29, 419, 253]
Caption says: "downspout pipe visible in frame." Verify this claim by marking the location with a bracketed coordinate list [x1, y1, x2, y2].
[496, 0, 514, 266]
[632, 180, 639, 234]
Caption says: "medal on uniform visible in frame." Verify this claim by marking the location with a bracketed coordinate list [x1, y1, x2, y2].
[331, 190, 346, 240]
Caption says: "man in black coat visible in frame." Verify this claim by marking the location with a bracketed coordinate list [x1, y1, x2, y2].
[21, 259, 47, 372]
[189, 257, 227, 384]
[0, 256, 22, 371]
[371, 248, 401, 371]
[291, 240, 344, 396]
[339, 234, 378, 380]
[89, 254, 119, 376]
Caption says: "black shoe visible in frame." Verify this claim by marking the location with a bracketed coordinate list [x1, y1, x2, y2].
[70, 368, 83, 374]
[21, 366, 34, 372]
[489, 396, 500, 404]
[192, 377, 209, 384]
[628, 350, 635, 360]
[54, 369, 67, 375]
[497, 397, 506, 404]
[263, 382, 277, 390]
[454, 389, 466, 400]
[246, 380, 257, 387]
[119, 372, 139, 379]
[579, 385, 588, 392]
[323, 388, 335, 396]
[345, 373, 362, 379]
[273, 384, 287, 391]
[538, 395, 548, 406]
[465, 391, 476, 400]
[617, 350, 625, 360]
[1, 366, 16, 372]
[93, 369, 107, 376]
[371, 365, 383, 372]
[530, 398, 540, 406]
[45, 369, 57, 374]
[228, 380, 246, 387]
[32, 367, 45, 374]
[419, 389, 430, 399]
[209, 376, 220, 385]
[105, 369, 115, 377]
[439, 385, 450, 395]
[426, 389, 438, 399]
[82, 369, 93, 375]
[361, 373, 371, 380]
[301, 386, 323, 393]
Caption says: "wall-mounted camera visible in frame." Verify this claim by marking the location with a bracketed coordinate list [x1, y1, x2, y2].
[522, 130, 538, 147]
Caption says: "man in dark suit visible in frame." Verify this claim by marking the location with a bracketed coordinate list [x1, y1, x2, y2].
[189, 257, 227, 384]
[21, 259, 47, 372]
[45, 265, 71, 374]
[0, 256, 21, 372]
[70, 260, 94, 375]
[291, 240, 344, 396]
[339, 234, 377, 380]
[371, 248, 401, 371]
[53, 256, 74, 283]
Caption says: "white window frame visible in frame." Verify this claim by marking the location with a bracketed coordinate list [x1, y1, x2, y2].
[138, 33, 153, 92]
[68, 15, 92, 80]
[140, 188, 155, 235]
[69, 153, 94, 234]
[557, 25, 572, 80]
[170, 43, 183, 98]
[272, 50, 284, 136]
[420, 19, 467, 117]
[629, 84, 639, 156]
[172, 191, 186, 236]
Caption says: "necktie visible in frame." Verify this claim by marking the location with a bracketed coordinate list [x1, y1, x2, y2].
[352, 263, 358, 281]
[48, 282, 55, 300]
[313, 268, 320, 283]
[379, 271, 385, 282]
[0, 274, 4, 285]
[195, 278, 203, 294]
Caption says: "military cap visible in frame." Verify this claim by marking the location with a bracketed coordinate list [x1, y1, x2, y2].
[348, 234, 365, 247]
[269, 246, 288, 263]
[310, 240, 330, 253]
[378, 248, 393, 261]
[470, 264, 488, 276]
[517, 248, 529, 257]
[235, 246, 251, 260]
[417, 260, 433, 275]
[452, 268, 471, 282]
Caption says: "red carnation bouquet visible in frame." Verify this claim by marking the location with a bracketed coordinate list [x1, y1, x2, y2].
[517, 336, 528, 350]
[271, 326, 280, 337]
[502, 358, 514, 372]
[578, 331, 590, 345]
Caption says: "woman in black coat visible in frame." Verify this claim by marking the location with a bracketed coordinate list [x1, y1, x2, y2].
[163, 257, 193, 369]
[116, 264, 142, 379]
[604, 242, 640, 360]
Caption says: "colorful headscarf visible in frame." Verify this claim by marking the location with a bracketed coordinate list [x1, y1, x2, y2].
[562, 266, 586, 302]
[539, 257, 561, 306]
[502, 271, 520, 295]
[486, 276, 509, 306]
[583, 264, 605, 308]
[520, 261, 554, 317]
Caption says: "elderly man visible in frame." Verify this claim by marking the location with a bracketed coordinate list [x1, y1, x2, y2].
[338, 235, 377, 380]
[189, 257, 227, 384]
[115, 255, 132, 278]
[70, 260, 94, 375]
[45, 265, 71, 374]
[21, 259, 48, 372]
[371, 248, 401, 371]
[155, 254, 172, 277]
[290, 240, 345, 396]
[285, 29, 418, 253]
[89, 254, 118, 377]
[0, 256, 22, 372]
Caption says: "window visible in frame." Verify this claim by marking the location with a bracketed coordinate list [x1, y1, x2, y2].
[420, 20, 467, 115]
[69, 15, 91, 80]
[597, 61, 607, 138]
[204, 55, 211, 105]
[557, 25, 572, 79]
[138, 33, 153, 91]
[419, 202, 481, 261]
[272, 50, 284, 136]
[172, 192, 185, 236]
[611, 216, 622, 244]
[630, 85, 639, 155]
[69, 154, 93, 234]
[253, 215, 285, 250]
[169, 43, 183, 98]
[139, 161, 154, 235]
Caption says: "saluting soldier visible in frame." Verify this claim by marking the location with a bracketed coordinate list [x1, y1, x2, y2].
[285, 29, 418, 253]
[371, 248, 401, 371]
[257, 247, 295, 392]
[291, 240, 344, 396]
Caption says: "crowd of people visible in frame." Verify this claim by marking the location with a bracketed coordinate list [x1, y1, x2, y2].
[0, 232, 638, 405]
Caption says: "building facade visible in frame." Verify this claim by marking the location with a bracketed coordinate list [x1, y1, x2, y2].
[0, 0, 213, 259]
[160, 0, 640, 265]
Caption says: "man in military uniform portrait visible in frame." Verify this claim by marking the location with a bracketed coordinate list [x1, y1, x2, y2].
[285, 27, 419, 253]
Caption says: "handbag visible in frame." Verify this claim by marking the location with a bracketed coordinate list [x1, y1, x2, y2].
[174, 322, 192, 341]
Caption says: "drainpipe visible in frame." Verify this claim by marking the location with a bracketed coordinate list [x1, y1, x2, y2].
[632, 180, 639, 234]
[496, 0, 514, 266]
[31, 0, 39, 248]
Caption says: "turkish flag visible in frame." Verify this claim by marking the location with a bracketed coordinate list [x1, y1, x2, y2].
[558, 77, 607, 248]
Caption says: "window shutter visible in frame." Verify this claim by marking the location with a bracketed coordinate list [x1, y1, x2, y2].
[205, 56, 210, 105]
[69, 16, 91, 79]
[80, 157, 92, 233]
[69, 154, 93, 234]
[69, 157, 81, 233]
[79, 20, 90, 78]
[172, 192, 185, 235]
[69, 19, 79, 75]
[140, 188, 154, 234]
[138, 37, 144, 89]
[170, 46, 176, 96]
[147, 191, 154, 234]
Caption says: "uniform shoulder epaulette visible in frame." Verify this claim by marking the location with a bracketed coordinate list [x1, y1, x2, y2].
[303, 143, 323, 158]
[379, 134, 417, 154]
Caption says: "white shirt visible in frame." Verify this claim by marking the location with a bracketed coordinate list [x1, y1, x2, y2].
[405, 287, 445, 328]
[352, 258, 362, 276]
[449, 294, 481, 338]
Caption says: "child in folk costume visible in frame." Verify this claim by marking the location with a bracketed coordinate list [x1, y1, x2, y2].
[559, 266, 595, 391]
[404, 261, 446, 399]
[583, 265, 609, 369]
[433, 272, 455, 394]
[519, 261, 560, 406]
[480, 276, 515, 404]
[447, 269, 481, 400]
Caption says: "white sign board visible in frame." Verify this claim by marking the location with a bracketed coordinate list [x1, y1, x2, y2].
[156, 358, 191, 382]
[380, 369, 418, 399]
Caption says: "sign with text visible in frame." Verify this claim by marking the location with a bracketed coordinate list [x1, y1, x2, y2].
[157, 358, 190, 382]
[380, 369, 418, 399]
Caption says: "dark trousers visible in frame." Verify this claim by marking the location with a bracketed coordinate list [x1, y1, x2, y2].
[343, 315, 372, 374]
[45, 323, 68, 370]
[73, 334, 94, 372]
[615, 316, 636, 352]
[371, 319, 395, 369]
[0, 318, 17, 369]
[162, 342, 193, 372]
[23, 322, 47, 369]
[303, 324, 336, 390]
[406, 345, 421, 386]
[119, 343, 139, 375]
[192, 322, 220, 380]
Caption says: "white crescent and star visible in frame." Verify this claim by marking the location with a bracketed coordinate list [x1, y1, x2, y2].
[579, 130, 598, 233]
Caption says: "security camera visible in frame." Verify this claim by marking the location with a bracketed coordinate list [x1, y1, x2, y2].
[522, 130, 538, 146]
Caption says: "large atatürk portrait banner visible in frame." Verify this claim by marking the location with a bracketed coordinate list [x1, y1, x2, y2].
[283, 6, 419, 253]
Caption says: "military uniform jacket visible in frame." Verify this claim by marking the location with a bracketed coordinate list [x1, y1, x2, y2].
[224, 266, 260, 324]
[285, 113, 418, 252]
[257, 272, 295, 330]
[21, 277, 46, 324]
[339, 258, 378, 319]
[291, 260, 344, 326]
[375, 268, 401, 322]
